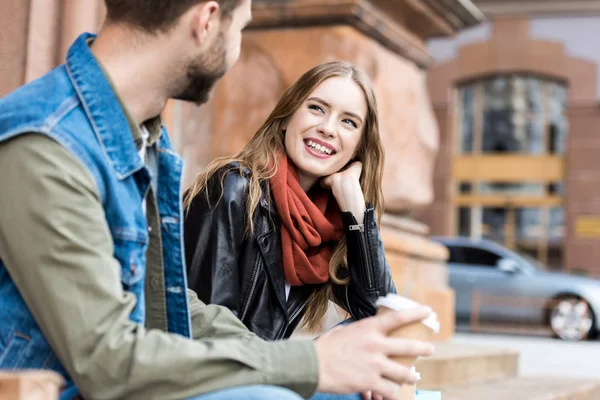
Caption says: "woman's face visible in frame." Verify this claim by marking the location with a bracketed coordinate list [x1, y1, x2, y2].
[284, 77, 367, 191]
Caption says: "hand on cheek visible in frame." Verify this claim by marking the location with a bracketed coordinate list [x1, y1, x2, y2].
[321, 161, 366, 222]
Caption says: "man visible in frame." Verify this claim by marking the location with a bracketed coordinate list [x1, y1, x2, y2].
[0, 1, 434, 399]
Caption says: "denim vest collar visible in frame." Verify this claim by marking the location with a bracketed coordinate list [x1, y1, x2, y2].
[65, 32, 144, 180]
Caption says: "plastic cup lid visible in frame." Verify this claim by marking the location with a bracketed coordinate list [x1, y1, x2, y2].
[376, 294, 440, 333]
[410, 366, 421, 381]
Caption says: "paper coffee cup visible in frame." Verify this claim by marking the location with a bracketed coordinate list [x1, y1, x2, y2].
[0, 370, 64, 400]
[396, 367, 420, 400]
[376, 294, 440, 367]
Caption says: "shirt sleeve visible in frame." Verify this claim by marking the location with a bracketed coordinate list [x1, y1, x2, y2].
[0, 134, 319, 400]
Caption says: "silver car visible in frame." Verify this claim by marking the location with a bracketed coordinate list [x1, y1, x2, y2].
[432, 236, 600, 341]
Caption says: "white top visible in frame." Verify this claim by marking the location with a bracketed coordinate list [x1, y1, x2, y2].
[139, 125, 150, 215]
[138, 125, 150, 160]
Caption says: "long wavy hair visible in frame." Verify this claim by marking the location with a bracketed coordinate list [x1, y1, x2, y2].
[184, 61, 385, 332]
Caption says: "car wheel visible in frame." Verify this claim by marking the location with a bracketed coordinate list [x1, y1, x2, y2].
[549, 296, 594, 341]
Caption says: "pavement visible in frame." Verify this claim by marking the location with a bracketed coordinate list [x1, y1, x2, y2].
[452, 331, 600, 379]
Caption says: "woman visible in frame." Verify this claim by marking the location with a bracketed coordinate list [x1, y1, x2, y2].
[183, 61, 396, 341]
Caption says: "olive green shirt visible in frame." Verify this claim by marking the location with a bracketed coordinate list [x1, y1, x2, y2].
[0, 128, 318, 398]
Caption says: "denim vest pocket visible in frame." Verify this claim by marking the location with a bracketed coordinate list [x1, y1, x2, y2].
[0, 319, 69, 377]
[0, 328, 31, 369]
[112, 228, 148, 287]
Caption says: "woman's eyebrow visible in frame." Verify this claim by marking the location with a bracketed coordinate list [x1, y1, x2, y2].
[307, 97, 363, 124]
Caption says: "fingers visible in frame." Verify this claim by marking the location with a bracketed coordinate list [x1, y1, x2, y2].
[385, 337, 435, 360]
[379, 356, 419, 384]
[364, 391, 384, 400]
[347, 161, 363, 177]
[348, 160, 362, 171]
[371, 377, 403, 400]
[360, 355, 422, 399]
[374, 306, 432, 334]
[364, 355, 419, 399]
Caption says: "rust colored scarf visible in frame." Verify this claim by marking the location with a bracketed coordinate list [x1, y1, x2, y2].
[270, 155, 344, 286]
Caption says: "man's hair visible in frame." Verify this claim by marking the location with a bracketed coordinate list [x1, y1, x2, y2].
[104, 0, 242, 33]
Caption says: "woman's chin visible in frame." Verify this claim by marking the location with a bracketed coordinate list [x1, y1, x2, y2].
[295, 162, 328, 177]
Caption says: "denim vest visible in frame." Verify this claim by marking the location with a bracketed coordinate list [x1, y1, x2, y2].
[0, 33, 191, 398]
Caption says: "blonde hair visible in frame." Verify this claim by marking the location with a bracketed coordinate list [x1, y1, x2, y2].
[184, 61, 385, 331]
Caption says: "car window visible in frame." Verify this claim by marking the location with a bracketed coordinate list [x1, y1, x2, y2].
[447, 245, 501, 267]
[447, 246, 464, 263]
[462, 247, 501, 267]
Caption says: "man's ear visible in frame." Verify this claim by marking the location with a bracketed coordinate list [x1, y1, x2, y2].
[189, 1, 221, 45]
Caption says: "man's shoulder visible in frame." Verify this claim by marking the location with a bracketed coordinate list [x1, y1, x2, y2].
[0, 132, 74, 160]
[0, 66, 80, 135]
[0, 133, 96, 193]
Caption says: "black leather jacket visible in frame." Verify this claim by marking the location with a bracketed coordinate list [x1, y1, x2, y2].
[184, 166, 396, 340]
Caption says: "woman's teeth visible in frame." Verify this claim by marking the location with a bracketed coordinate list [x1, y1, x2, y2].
[306, 140, 333, 155]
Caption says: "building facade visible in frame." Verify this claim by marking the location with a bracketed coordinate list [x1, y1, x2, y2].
[422, 0, 600, 276]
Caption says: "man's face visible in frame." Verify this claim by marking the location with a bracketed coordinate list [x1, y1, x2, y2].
[173, 0, 252, 104]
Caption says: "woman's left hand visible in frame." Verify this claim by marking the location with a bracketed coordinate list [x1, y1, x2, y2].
[321, 161, 363, 193]
[321, 161, 366, 223]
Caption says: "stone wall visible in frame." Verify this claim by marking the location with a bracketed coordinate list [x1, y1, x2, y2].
[565, 106, 600, 276]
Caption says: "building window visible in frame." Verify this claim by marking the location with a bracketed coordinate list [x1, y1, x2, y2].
[458, 75, 568, 155]
[454, 74, 567, 268]
[460, 85, 475, 153]
[478, 182, 545, 196]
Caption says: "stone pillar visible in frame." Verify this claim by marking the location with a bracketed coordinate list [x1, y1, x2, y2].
[58, 0, 104, 63]
[0, 0, 103, 96]
[24, 0, 61, 82]
[0, 0, 32, 96]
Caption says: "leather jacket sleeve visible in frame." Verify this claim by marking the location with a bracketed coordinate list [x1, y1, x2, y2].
[331, 204, 397, 320]
[184, 169, 249, 317]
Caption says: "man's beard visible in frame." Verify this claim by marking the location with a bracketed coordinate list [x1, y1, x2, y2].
[173, 33, 228, 105]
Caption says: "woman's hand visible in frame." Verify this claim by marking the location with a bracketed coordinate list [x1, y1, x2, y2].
[321, 161, 366, 224]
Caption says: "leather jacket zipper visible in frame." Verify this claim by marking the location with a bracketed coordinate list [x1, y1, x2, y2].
[349, 224, 364, 232]
[240, 257, 262, 322]
[353, 213, 374, 290]
[289, 301, 307, 324]
[345, 285, 358, 321]
[277, 300, 308, 340]
[359, 232, 374, 289]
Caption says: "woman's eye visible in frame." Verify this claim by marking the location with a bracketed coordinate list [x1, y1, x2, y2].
[308, 104, 324, 113]
[343, 119, 358, 128]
